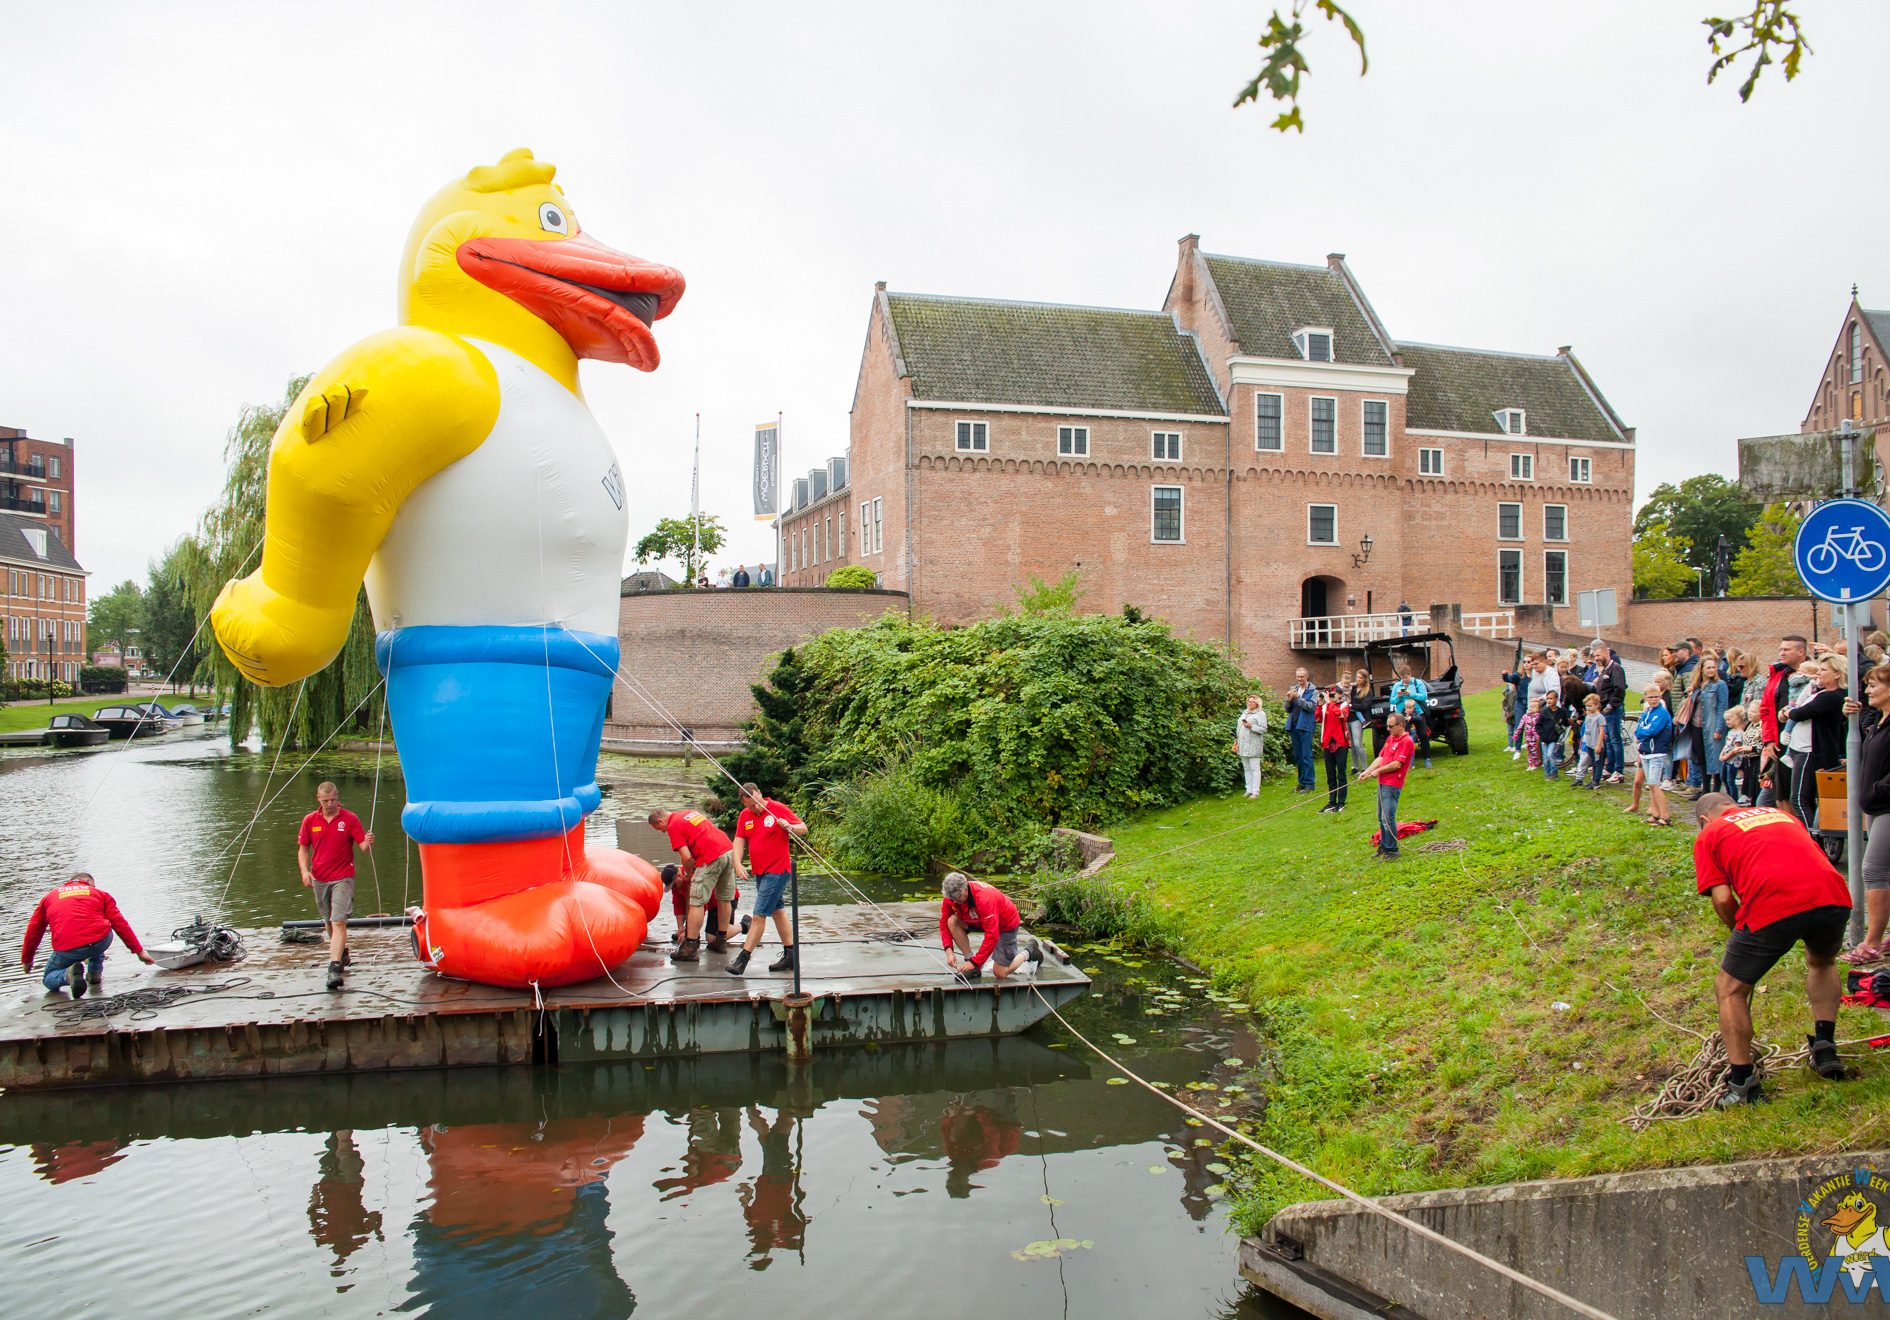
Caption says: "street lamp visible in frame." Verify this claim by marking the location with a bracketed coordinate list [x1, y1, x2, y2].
[1351, 534, 1373, 570]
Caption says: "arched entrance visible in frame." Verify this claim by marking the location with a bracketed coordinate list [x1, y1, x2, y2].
[1298, 575, 1346, 646]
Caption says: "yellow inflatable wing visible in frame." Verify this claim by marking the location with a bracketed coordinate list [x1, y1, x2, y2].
[211, 329, 498, 685]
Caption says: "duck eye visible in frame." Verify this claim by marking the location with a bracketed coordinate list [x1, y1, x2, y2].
[538, 202, 569, 235]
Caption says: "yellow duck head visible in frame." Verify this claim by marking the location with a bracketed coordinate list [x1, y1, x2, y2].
[399, 148, 684, 391]
[1824, 1191, 1880, 1248]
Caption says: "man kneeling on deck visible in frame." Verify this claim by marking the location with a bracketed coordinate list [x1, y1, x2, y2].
[1693, 792, 1854, 1106]
[727, 783, 807, 977]
[940, 872, 1039, 983]
[21, 872, 155, 996]
[651, 807, 744, 962]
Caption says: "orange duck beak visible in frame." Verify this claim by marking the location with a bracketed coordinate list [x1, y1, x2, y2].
[456, 231, 684, 370]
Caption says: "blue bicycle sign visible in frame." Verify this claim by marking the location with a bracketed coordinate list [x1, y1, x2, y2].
[1794, 498, 1890, 603]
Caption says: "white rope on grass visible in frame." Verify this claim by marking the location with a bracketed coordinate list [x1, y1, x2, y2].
[1028, 986, 1622, 1320]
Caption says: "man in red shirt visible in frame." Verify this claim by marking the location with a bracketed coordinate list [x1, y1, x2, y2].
[940, 872, 1036, 982]
[298, 781, 375, 990]
[21, 872, 155, 996]
[727, 783, 808, 977]
[649, 806, 744, 961]
[1361, 712, 1415, 860]
[1693, 792, 1853, 1105]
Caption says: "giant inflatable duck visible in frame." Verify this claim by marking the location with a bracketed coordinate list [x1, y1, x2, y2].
[211, 148, 674, 987]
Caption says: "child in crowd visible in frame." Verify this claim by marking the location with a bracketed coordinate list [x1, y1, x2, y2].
[1520, 696, 1543, 769]
[1574, 693, 1605, 789]
[1627, 685, 1674, 826]
[1718, 705, 1758, 805]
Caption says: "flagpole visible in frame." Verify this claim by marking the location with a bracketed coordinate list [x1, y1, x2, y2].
[691, 412, 701, 585]
[775, 411, 783, 588]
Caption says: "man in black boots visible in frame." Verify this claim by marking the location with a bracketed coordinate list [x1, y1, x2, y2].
[726, 783, 808, 976]
[1692, 793, 1853, 1105]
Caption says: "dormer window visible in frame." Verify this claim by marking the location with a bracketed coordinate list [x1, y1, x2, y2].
[1292, 327, 1334, 363]
[23, 528, 47, 558]
[1494, 408, 1526, 435]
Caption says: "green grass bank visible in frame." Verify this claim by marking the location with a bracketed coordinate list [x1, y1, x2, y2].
[1076, 688, 1890, 1236]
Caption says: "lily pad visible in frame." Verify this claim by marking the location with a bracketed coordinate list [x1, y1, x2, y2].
[1040, 1194, 1066, 1206]
[1206, 1162, 1231, 1175]
[1148, 1166, 1167, 1174]
[1012, 1238, 1095, 1262]
[1205, 1184, 1227, 1198]
[1111, 1035, 1137, 1045]
[1193, 1138, 1213, 1147]
[1106, 1077, 1129, 1085]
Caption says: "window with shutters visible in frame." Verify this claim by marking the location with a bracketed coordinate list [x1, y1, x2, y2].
[1308, 504, 1337, 544]
[1255, 393, 1283, 450]
[1499, 550, 1523, 604]
[1310, 397, 1336, 454]
[1151, 486, 1183, 542]
[1362, 400, 1387, 457]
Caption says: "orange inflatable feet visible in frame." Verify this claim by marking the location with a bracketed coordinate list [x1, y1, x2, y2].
[409, 826, 660, 987]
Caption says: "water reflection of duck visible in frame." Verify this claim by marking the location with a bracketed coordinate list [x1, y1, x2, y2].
[404, 1115, 642, 1318]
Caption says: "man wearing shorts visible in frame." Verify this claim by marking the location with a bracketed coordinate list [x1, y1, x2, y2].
[298, 781, 375, 991]
[940, 872, 1036, 983]
[726, 783, 808, 977]
[650, 807, 742, 961]
[1693, 793, 1853, 1106]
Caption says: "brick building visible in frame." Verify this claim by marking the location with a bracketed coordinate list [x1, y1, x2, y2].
[1802, 295, 1890, 431]
[837, 238, 1636, 685]
[0, 426, 76, 555]
[2, 512, 88, 682]
[777, 455, 853, 587]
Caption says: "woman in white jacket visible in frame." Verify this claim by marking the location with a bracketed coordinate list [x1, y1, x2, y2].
[1235, 695, 1269, 798]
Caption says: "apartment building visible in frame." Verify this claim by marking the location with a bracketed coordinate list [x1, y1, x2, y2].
[2, 512, 88, 682]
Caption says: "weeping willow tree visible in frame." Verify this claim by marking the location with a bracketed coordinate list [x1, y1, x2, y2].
[178, 375, 386, 750]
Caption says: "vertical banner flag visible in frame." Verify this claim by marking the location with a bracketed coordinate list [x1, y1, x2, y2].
[754, 421, 779, 520]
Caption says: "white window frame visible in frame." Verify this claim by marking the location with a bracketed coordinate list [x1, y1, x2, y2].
[1307, 503, 1338, 546]
[1292, 326, 1335, 362]
[1419, 447, 1444, 475]
[872, 497, 884, 554]
[860, 501, 871, 554]
[1498, 549, 1523, 605]
[955, 419, 988, 452]
[1498, 501, 1523, 541]
[1544, 550, 1568, 606]
[1151, 485, 1184, 543]
[1309, 397, 1337, 455]
[1255, 392, 1283, 451]
[1057, 425, 1089, 457]
[1543, 503, 1568, 542]
[1568, 456, 1592, 483]
[1509, 453, 1534, 481]
[1361, 399, 1389, 458]
[1495, 408, 1527, 435]
[1151, 430, 1183, 462]
[49, 457, 60, 479]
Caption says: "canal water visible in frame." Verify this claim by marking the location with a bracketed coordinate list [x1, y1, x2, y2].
[0, 730, 1308, 1318]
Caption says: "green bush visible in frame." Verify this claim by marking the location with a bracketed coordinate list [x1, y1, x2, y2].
[824, 565, 878, 590]
[2, 679, 74, 701]
[80, 665, 128, 685]
[730, 610, 1272, 835]
[820, 762, 992, 874]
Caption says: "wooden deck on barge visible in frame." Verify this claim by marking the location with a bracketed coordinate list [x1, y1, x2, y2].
[0, 903, 1089, 1091]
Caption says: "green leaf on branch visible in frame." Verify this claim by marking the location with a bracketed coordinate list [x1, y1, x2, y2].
[1705, 4, 1812, 103]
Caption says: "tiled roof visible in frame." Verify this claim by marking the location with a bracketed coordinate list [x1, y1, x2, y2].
[1198, 255, 1392, 366]
[1865, 308, 1890, 354]
[884, 293, 1226, 416]
[0, 511, 81, 570]
[1398, 343, 1625, 442]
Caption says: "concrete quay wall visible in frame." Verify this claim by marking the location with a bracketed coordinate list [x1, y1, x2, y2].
[1241, 1149, 1890, 1319]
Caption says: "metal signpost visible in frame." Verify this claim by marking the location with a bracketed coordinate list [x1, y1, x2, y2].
[1576, 587, 1618, 646]
[1792, 466, 1890, 947]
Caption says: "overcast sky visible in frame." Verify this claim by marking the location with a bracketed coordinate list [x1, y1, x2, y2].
[3, 1, 1883, 592]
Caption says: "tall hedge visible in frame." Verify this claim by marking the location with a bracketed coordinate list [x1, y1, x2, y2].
[724, 611, 1278, 839]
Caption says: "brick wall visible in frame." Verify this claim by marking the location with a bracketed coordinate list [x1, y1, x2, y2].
[605, 587, 910, 750]
[1612, 595, 1855, 659]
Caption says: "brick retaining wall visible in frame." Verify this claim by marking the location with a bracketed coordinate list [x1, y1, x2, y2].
[1613, 594, 1866, 658]
[606, 587, 910, 751]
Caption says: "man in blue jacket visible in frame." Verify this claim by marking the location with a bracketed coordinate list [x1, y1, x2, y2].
[1285, 668, 1318, 792]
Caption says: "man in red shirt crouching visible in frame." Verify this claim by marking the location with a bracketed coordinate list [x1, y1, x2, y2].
[298, 781, 375, 991]
[650, 806, 744, 962]
[940, 872, 1038, 983]
[21, 872, 155, 996]
[1693, 793, 1854, 1106]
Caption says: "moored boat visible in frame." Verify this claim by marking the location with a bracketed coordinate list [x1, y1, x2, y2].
[90, 705, 166, 739]
[0, 714, 111, 748]
[166, 704, 207, 726]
